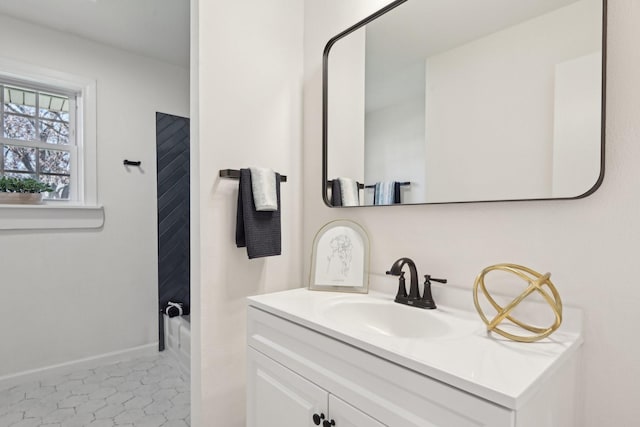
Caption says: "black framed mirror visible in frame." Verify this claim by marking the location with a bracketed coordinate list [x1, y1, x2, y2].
[323, 0, 606, 207]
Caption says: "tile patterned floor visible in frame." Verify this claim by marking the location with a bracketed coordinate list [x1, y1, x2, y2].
[0, 353, 190, 427]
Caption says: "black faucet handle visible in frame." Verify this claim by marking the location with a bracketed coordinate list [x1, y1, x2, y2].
[397, 271, 407, 298]
[387, 270, 407, 300]
[424, 274, 447, 284]
[421, 274, 443, 309]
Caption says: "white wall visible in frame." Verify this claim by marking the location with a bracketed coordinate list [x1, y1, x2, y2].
[191, 0, 304, 425]
[304, 1, 640, 426]
[327, 27, 366, 183]
[0, 14, 189, 376]
[365, 60, 426, 204]
[552, 52, 603, 197]
[424, 0, 601, 202]
[365, 94, 426, 205]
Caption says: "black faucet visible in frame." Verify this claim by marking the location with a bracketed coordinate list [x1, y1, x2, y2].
[386, 258, 447, 309]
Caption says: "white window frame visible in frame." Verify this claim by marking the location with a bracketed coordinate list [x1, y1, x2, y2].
[0, 58, 103, 230]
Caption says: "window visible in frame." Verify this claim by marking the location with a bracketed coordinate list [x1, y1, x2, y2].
[0, 82, 76, 200]
[0, 59, 101, 230]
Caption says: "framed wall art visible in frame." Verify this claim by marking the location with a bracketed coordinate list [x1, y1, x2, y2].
[309, 219, 370, 293]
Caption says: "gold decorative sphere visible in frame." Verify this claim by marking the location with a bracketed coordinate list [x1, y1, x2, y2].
[473, 264, 563, 343]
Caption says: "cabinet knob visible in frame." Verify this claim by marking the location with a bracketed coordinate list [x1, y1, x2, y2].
[323, 420, 336, 427]
[312, 413, 325, 425]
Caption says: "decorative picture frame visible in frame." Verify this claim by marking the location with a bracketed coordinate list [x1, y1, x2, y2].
[309, 219, 370, 293]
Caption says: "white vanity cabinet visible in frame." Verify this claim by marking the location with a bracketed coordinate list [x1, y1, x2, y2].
[247, 289, 583, 427]
[328, 395, 386, 427]
[247, 307, 514, 427]
[248, 348, 384, 427]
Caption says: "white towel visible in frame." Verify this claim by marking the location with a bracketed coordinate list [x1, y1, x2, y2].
[375, 181, 395, 205]
[249, 167, 278, 211]
[338, 177, 359, 207]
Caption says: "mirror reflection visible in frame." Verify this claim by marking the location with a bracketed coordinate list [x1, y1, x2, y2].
[324, 0, 605, 206]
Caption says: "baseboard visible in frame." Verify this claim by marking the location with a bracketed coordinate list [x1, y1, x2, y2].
[0, 342, 158, 390]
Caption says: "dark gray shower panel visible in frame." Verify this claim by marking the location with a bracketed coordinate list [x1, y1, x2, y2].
[156, 112, 190, 350]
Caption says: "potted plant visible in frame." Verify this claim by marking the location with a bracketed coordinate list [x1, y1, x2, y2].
[0, 176, 54, 205]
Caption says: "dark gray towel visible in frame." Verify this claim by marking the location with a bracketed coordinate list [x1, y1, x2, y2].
[394, 182, 402, 204]
[236, 168, 281, 259]
[331, 179, 342, 206]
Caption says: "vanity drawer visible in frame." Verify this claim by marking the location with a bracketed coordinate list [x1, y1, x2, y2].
[247, 306, 514, 427]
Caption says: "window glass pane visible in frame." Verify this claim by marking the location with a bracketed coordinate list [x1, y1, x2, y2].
[3, 86, 36, 116]
[3, 145, 36, 172]
[40, 109, 70, 121]
[1, 81, 77, 201]
[39, 92, 70, 121]
[40, 175, 70, 200]
[3, 114, 37, 140]
[39, 149, 71, 174]
[39, 120, 70, 145]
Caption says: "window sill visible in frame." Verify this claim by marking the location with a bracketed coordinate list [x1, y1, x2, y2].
[0, 204, 104, 230]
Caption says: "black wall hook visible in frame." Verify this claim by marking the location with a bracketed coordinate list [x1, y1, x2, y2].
[124, 160, 142, 166]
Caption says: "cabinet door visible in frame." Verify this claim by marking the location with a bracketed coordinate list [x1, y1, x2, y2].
[329, 394, 386, 427]
[247, 348, 328, 427]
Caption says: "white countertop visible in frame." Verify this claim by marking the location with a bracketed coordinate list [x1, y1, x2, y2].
[247, 286, 583, 410]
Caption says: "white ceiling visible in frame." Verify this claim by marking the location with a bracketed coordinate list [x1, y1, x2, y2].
[0, 0, 190, 68]
[366, 0, 582, 79]
[363, 0, 586, 111]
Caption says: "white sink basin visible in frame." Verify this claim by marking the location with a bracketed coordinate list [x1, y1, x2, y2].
[320, 298, 468, 339]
